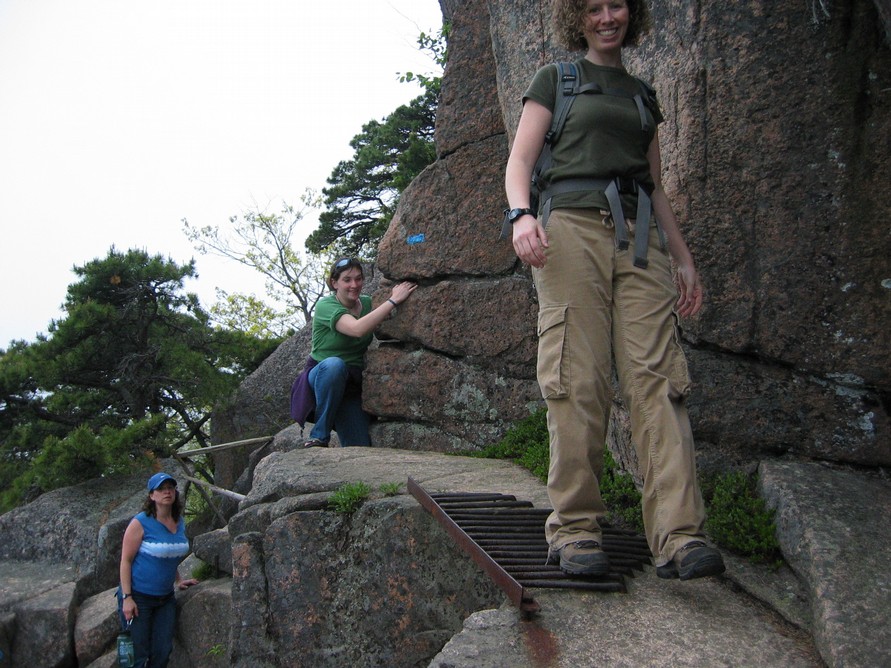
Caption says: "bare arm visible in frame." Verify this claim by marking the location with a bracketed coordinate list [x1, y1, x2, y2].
[505, 99, 552, 268]
[119, 518, 143, 621]
[334, 282, 417, 338]
[647, 131, 703, 318]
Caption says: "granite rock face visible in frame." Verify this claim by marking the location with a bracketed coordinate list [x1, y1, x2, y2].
[760, 461, 891, 668]
[368, 0, 891, 467]
[3, 445, 890, 667]
[225, 438, 551, 668]
[217, 0, 889, 471]
[0, 472, 147, 592]
[613, 0, 891, 467]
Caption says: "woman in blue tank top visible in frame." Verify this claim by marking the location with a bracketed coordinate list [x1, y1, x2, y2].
[118, 472, 198, 667]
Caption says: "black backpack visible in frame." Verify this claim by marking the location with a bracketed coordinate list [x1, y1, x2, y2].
[501, 61, 658, 241]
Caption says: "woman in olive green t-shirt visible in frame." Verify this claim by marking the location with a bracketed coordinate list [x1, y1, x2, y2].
[504, 0, 724, 582]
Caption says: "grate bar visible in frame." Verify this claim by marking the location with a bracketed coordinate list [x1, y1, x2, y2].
[407, 477, 541, 615]
[409, 478, 653, 616]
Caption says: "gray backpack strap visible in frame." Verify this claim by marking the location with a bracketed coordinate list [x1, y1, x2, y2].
[501, 62, 580, 240]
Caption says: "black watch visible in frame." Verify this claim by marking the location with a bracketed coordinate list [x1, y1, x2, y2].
[506, 207, 536, 224]
[122, 593, 132, 600]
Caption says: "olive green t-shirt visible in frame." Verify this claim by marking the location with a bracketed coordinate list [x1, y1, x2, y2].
[310, 294, 374, 368]
[524, 59, 663, 216]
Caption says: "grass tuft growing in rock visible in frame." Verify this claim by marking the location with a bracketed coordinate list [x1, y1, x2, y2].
[329, 481, 373, 513]
[191, 560, 216, 581]
[703, 469, 782, 564]
[470, 408, 550, 481]
[379, 482, 402, 496]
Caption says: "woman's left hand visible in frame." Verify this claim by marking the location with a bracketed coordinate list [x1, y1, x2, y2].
[389, 282, 417, 305]
[675, 263, 703, 318]
[177, 578, 199, 590]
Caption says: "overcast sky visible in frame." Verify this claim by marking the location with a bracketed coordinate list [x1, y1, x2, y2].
[0, 0, 443, 347]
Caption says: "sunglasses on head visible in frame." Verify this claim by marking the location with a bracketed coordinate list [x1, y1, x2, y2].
[335, 257, 362, 271]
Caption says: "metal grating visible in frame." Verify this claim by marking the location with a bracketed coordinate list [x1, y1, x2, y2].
[407, 477, 652, 617]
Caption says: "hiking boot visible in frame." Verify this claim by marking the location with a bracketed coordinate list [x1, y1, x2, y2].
[656, 541, 726, 580]
[303, 438, 328, 449]
[548, 540, 611, 576]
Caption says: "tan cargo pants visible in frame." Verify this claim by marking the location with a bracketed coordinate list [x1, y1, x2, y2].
[533, 208, 707, 567]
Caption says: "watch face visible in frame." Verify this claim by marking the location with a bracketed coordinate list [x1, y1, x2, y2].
[509, 208, 533, 223]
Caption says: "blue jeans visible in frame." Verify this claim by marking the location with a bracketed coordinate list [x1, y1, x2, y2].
[118, 589, 176, 668]
[308, 356, 371, 445]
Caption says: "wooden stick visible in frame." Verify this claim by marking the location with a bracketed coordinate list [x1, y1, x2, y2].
[175, 435, 273, 456]
[180, 474, 246, 502]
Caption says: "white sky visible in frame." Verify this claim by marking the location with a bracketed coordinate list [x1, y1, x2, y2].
[0, 0, 443, 347]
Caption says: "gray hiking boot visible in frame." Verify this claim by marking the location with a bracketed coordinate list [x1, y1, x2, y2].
[548, 540, 611, 576]
[656, 540, 726, 580]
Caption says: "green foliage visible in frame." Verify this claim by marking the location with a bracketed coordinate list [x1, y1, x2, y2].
[599, 450, 644, 533]
[206, 643, 226, 657]
[191, 560, 216, 581]
[0, 247, 274, 511]
[209, 291, 295, 340]
[474, 408, 640, 532]
[306, 88, 438, 259]
[704, 470, 782, 563]
[184, 194, 331, 329]
[472, 411, 783, 561]
[379, 482, 402, 497]
[307, 25, 447, 259]
[328, 481, 373, 513]
[473, 408, 551, 482]
[398, 23, 450, 96]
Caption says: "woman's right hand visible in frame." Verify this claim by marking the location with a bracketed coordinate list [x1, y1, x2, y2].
[123, 596, 138, 622]
[512, 216, 549, 268]
[389, 281, 417, 305]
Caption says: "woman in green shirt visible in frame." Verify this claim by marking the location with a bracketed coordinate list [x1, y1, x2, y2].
[301, 258, 416, 448]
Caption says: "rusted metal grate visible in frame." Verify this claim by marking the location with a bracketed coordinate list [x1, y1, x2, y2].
[407, 477, 652, 617]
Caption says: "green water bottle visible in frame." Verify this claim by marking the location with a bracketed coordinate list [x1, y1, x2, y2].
[117, 622, 135, 667]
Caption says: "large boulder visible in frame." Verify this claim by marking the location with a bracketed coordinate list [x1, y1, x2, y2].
[372, 0, 891, 467]
[73, 587, 119, 667]
[0, 472, 147, 593]
[212, 0, 890, 489]
[226, 440, 550, 667]
[618, 0, 891, 467]
[175, 579, 232, 667]
[760, 461, 891, 668]
[9, 581, 76, 668]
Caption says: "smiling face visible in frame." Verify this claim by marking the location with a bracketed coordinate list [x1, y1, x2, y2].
[331, 267, 364, 306]
[582, 0, 630, 59]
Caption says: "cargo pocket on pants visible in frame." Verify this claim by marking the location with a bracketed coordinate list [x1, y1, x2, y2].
[537, 304, 571, 399]
[667, 312, 692, 399]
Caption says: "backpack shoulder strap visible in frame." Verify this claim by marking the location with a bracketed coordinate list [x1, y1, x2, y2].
[546, 61, 580, 146]
[632, 76, 658, 133]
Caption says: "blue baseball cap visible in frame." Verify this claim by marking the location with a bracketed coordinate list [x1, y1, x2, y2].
[147, 472, 177, 491]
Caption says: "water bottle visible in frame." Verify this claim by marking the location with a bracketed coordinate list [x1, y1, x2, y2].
[117, 623, 135, 667]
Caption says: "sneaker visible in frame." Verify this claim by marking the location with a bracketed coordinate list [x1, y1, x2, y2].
[303, 438, 328, 449]
[656, 541, 725, 580]
[548, 540, 611, 576]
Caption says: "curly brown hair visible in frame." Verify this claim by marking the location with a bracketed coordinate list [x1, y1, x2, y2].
[553, 0, 652, 52]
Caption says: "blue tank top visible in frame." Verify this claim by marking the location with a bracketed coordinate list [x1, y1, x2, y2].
[130, 512, 189, 596]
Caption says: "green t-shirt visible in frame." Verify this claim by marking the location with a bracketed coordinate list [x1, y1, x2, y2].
[524, 59, 663, 216]
[310, 294, 374, 368]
